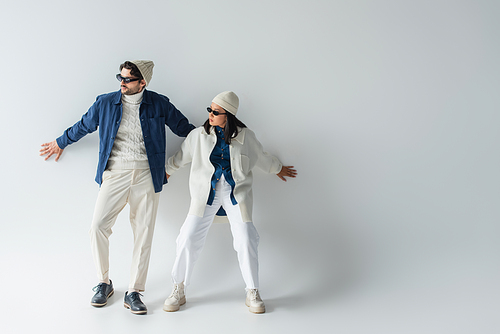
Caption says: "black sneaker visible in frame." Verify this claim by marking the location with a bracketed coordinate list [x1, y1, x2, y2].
[124, 291, 147, 315]
[91, 280, 114, 307]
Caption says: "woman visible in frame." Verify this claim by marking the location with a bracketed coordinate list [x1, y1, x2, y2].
[163, 91, 297, 314]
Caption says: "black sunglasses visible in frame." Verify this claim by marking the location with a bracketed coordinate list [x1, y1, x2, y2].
[207, 107, 227, 116]
[116, 74, 141, 84]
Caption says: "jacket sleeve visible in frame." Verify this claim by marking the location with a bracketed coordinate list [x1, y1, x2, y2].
[249, 130, 283, 174]
[164, 98, 195, 138]
[56, 98, 100, 149]
[166, 130, 194, 175]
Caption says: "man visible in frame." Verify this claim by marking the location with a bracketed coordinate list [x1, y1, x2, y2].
[40, 60, 195, 315]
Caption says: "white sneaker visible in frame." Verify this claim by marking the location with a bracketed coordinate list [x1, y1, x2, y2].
[163, 282, 186, 312]
[245, 289, 266, 314]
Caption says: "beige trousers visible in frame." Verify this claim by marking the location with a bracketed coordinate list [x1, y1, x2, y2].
[89, 165, 160, 292]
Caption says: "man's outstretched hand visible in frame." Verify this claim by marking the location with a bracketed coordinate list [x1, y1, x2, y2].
[40, 140, 64, 161]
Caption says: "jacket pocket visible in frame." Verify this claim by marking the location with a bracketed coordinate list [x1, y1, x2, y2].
[240, 154, 250, 174]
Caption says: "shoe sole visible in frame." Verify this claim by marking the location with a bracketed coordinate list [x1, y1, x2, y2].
[163, 296, 186, 312]
[123, 303, 147, 315]
[246, 300, 265, 314]
[91, 289, 114, 307]
[249, 307, 265, 314]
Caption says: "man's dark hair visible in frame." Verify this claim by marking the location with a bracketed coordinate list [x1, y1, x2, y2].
[119, 61, 143, 79]
[203, 110, 247, 144]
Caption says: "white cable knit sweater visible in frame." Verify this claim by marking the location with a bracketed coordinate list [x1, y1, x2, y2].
[108, 90, 148, 165]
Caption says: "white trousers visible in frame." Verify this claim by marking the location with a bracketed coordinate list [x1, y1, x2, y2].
[89, 166, 160, 292]
[172, 175, 260, 289]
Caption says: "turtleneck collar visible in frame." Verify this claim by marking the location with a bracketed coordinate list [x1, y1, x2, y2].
[121, 89, 144, 105]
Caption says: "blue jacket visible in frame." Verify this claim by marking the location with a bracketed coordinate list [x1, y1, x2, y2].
[56, 89, 195, 193]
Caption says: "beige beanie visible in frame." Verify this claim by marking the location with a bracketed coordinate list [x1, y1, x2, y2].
[212, 91, 239, 115]
[131, 60, 154, 86]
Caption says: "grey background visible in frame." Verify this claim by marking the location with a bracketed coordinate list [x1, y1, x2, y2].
[1, 0, 499, 333]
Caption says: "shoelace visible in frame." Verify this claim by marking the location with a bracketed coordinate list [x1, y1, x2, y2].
[92, 283, 107, 294]
[128, 292, 144, 301]
[169, 284, 182, 298]
[247, 289, 261, 301]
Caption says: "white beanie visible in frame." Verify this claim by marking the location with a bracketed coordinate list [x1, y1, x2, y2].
[131, 60, 154, 86]
[212, 91, 239, 115]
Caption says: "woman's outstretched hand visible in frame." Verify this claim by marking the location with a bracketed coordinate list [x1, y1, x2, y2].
[277, 166, 297, 181]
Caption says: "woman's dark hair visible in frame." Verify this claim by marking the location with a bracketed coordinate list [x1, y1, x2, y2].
[119, 61, 143, 79]
[203, 110, 247, 144]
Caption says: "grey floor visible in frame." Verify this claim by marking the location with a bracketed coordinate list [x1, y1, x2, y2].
[3, 215, 499, 334]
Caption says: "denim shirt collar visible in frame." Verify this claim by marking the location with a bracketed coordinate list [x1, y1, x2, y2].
[206, 126, 245, 145]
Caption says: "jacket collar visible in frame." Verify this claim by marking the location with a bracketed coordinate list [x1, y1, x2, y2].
[113, 89, 151, 105]
[142, 89, 152, 104]
[233, 128, 245, 144]
[113, 90, 121, 104]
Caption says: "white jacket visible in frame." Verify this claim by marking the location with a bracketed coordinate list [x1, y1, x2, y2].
[166, 126, 282, 222]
